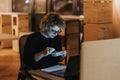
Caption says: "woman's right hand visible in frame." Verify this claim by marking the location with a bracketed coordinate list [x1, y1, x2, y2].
[45, 47, 55, 56]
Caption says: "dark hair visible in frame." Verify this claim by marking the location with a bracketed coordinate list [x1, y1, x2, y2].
[40, 12, 65, 32]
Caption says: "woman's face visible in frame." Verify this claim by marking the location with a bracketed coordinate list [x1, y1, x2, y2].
[48, 25, 61, 38]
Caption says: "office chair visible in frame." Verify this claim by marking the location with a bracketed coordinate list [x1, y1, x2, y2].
[17, 35, 37, 80]
[17, 34, 65, 80]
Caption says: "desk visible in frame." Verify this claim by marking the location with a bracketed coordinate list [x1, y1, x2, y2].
[29, 70, 64, 80]
[0, 33, 18, 41]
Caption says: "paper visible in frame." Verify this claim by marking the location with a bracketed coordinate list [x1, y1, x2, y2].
[41, 65, 66, 72]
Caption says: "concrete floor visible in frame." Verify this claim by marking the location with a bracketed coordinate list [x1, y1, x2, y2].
[0, 48, 19, 80]
[0, 48, 46, 80]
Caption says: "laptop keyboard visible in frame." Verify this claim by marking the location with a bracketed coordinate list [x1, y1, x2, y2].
[50, 69, 66, 77]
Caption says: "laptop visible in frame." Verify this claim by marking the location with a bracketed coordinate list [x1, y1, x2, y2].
[41, 55, 80, 78]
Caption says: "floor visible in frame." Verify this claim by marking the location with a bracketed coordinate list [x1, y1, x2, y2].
[0, 48, 20, 80]
[0, 48, 44, 80]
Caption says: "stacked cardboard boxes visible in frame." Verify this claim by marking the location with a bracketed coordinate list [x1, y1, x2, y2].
[84, 0, 113, 41]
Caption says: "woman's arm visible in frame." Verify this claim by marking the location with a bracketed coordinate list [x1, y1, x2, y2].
[34, 47, 56, 61]
[34, 48, 48, 62]
[34, 48, 47, 59]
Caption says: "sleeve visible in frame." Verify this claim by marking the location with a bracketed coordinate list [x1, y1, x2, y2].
[23, 34, 39, 69]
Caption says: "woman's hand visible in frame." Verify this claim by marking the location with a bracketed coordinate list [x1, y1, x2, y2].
[34, 47, 55, 61]
[45, 47, 55, 56]
[51, 50, 67, 57]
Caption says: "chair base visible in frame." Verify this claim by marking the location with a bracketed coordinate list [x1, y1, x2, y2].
[17, 71, 37, 80]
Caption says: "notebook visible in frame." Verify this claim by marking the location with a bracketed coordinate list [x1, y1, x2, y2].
[41, 55, 80, 77]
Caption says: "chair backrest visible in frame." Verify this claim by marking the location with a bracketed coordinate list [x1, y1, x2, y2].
[80, 38, 120, 80]
[19, 35, 29, 70]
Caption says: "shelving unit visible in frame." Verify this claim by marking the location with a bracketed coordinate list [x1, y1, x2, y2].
[11, 13, 30, 36]
[0, 13, 30, 50]
[65, 19, 81, 56]
[0, 13, 12, 48]
[12, 13, 30, 52]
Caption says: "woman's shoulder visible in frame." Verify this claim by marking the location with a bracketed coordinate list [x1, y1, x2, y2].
[29, 32, 41, 36]
[27, 32, 42, 39]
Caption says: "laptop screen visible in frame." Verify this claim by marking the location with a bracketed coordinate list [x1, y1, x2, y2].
[65, 55, 80, 78]
[52, 55, 80, 77]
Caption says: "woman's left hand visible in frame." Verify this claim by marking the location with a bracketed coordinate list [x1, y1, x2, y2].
[51, 50, 67, 57]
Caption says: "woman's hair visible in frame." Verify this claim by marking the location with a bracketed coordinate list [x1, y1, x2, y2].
[40, 12, 65, 32]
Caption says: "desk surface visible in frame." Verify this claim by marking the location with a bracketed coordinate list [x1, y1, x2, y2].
[0, 33, 18, 41]
[61, 15, 84, 21]
[29, 70, 64, 80]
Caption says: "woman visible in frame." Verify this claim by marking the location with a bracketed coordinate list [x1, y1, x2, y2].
[23, 12, 66, 69]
